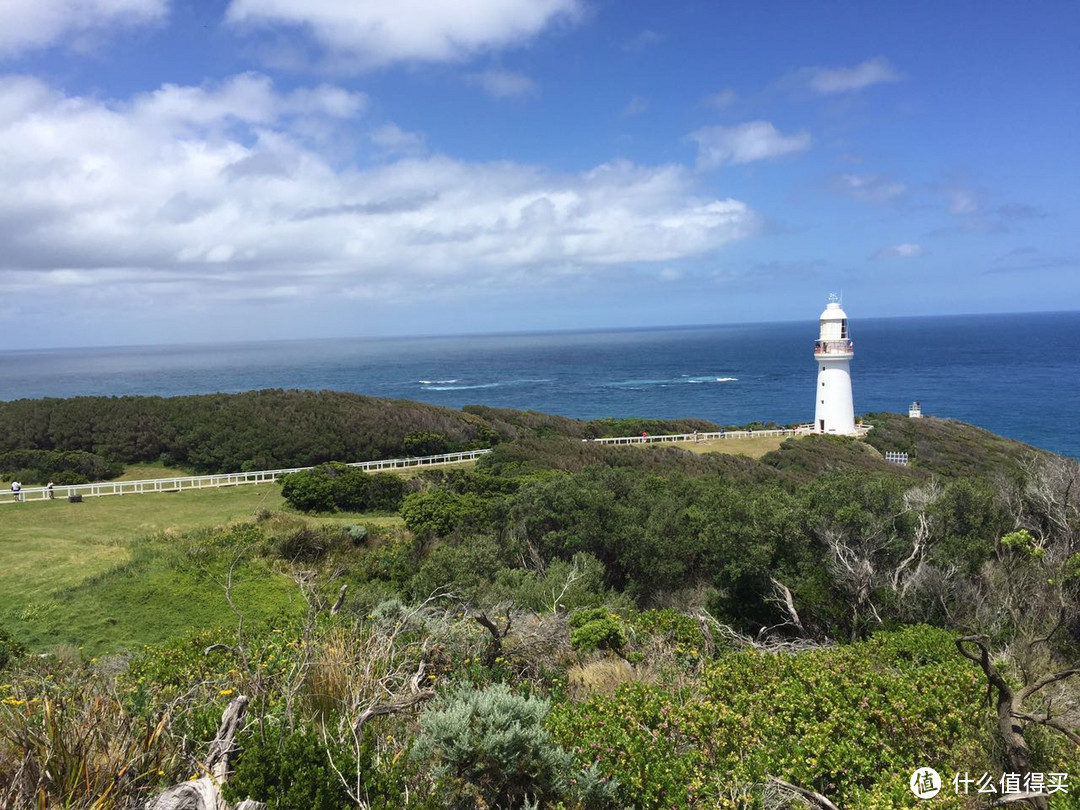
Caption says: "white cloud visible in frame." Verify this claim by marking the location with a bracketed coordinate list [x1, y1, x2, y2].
[933, 183, 1045, 235]
[129, 73, 368, 130]
[0, 0, 166, 57]
[873, 243, 926, 260]
[0, 75, 760, 314]
[831, 172, 907, 204]
[788, 57, 903, 95]
[369, 123, 426, 156]
[225, 0, 582, 69]
[689, 121, 811, 169]
[468, 69, 538, 98]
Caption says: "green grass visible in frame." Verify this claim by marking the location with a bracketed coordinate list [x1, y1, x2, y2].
[0, 483, 403, 654]
[114, 461, 198, 481]
[669, 434, 789, 459]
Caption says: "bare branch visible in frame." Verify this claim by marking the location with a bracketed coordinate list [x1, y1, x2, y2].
[1011, 711, 1080, 747]
[330, 584, 348, 615]
[1018, 667, 1080, 702]
[766, 577, 805, 636]
[766, 776, 841, 810]
[351, 661, 436, 736]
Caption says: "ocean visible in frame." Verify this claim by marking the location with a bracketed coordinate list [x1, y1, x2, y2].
[1, 311, 1077, 458]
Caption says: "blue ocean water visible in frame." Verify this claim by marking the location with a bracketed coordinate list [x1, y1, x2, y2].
[1, 311, 1077, 458]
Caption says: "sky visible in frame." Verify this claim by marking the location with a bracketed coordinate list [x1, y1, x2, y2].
[0, 0, 1077, 349]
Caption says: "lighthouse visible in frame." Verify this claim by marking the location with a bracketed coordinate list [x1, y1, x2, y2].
[813, 295, 856, 435]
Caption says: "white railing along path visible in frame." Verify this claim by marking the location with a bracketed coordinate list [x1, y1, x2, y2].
[586, 426, 815, 445]
[3, 449, 491, 504]
[3, 424, 871, 504]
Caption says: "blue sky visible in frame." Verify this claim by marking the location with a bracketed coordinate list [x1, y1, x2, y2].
[1, 0, 1077, 349]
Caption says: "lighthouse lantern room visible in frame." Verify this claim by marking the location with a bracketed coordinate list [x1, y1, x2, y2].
[813, 295, 857, 435]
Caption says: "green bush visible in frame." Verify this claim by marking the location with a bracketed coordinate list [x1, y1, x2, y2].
[225, 723, 408, 810]
[0, 626, 25, 671]
[403, 431, 451, 457]
[412, 683, 616, 809]
[281, 466, 340, 512]
[549, 626, 989, 809]
[341, 524, 369, 543]
[568, 608, 627, 657]
[409, 535, 507, 602]
[0, 449, 122, 485]
[281, 464, 407, 513]
[399, 489, 491, 539]
[274, 525, 346, 563]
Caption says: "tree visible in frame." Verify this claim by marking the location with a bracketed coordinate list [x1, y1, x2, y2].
[955, 635, 1079, 810]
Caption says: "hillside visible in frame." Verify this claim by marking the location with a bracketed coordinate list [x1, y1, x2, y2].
[1, 401, 1077, 810]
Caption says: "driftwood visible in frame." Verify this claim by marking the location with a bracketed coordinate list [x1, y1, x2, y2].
[145, 696, 265, 810]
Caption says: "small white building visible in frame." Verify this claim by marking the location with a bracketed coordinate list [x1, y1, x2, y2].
[813, 296, 857, 435]
[908, 401, 923, 418]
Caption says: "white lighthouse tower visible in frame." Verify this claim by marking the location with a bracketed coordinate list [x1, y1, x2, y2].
[813, 295, 856, 435]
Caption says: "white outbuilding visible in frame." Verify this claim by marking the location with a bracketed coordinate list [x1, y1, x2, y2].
[813, 296, 857, 435]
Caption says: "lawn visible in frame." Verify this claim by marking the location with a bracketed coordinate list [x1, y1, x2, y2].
[0, 482, 403, 654]
[669, 434, 790, 459]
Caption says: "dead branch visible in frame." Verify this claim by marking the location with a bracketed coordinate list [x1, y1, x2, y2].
[351, 661, 435, 736]
[766, 776, 841, 810]
[990, 793, 1057, 807]
[766, 577, 805, 636]
[955, 636, 1057, 810]
[145, 695, 253, 810]
[694, 612, 716, 657]
[472, 608, 513, 666]
[330, 584, 348, 615]
[1011, 711, 1080, 747]
[548, 559, 585, 613]
[205, 695, 249, 781]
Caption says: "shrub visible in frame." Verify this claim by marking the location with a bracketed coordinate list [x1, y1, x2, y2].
[274, 525, 345, 563]
[0, 665, 182, 809]
[281, 465, 407, 513]
[281, 466, 339, 512]
[0, 627, 25, 671]
[342, 524, 369, 543]
[568, 609, 627, 658]
[399, 489, 491, 539]
[549, 626, 991, 809]
[412, 683, 616, 809]
[225, 723, 409, 810]
[403, 432, 451, 457]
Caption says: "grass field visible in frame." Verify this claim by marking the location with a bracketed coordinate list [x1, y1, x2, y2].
[114, 461, 198, 481]
[669, 434, 790, 459]
[0, 482, 403, 654]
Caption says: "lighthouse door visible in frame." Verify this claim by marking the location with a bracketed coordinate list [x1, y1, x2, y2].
[819, 419, 825, 432]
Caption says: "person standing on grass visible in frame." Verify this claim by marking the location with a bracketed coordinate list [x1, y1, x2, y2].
[11, 480, 21, 501]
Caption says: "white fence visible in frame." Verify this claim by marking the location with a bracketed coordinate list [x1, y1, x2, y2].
[4, 423, 877, 505]
[587, 427, 813, 446]
[2, 449, 491, 504]
[884, 451, 910, 466]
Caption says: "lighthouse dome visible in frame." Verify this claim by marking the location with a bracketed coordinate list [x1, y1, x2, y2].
[819, 301, 848, 321]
